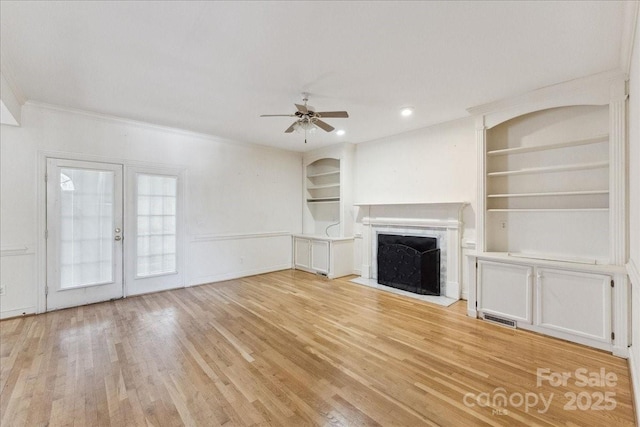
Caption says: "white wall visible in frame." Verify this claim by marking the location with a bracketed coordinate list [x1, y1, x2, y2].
[627, 7, 640, 423]
[353, 117, 477, 296]
[0, 72, 22, 126]
[0, 103, 302, 318]
[355, 117, 476, 209]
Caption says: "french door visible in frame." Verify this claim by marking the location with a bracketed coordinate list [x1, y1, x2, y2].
[46, 159, 124, 310]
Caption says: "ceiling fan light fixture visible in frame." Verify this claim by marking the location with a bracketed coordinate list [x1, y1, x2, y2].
[261, 94, 348, 141]
[293, 120, 317, 133]
[336, 130, 345, 136]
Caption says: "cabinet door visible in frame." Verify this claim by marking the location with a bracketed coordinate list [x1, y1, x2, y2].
[311, 240, 330, 274]
[294, 238, 311, 270]
[536, 268, 611, 343]
[478, 261, 533, 323]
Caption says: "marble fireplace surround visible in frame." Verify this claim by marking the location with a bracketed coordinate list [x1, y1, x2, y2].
[355, 202, 467, 300]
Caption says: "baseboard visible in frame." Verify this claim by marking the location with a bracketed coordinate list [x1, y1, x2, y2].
[629, 350, 640, 427]
[0, 306, 36, 320]
[189, 263, 292, 287]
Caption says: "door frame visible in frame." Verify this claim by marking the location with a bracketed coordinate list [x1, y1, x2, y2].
[36, 150, 187, 313]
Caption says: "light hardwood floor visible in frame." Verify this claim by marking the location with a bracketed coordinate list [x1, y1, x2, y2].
[1, 270, 636, 426]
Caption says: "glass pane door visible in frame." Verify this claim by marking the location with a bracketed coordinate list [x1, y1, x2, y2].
[125, 168, 183, 296]
[47, 159, 123, 310]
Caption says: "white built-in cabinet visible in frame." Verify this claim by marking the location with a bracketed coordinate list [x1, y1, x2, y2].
[478, 261, 533, 324]
[293, 143, 355, 278]
[293, 235, 353, 278]
[467, 72, 629, 356]
[536, 268, 611, 344]
[477, 259, 612, 346]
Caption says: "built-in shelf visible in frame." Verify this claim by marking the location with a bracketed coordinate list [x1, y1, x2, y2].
[507, 252, 598, 265]
[304, 156, 344, 234]
[487, 161, 609, 177]
[307, 170, 340, 179]
[487, 208, 609, 212]
[487, 134, 608, 156]
[307, 183, 341, 190]
[353, 201, 468, 207]
[470, 78, 629, 355]
[307, 198, 340, 203]
[487, 190, 609, 198]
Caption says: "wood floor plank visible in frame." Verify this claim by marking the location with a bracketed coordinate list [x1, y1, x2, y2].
[0, 269, 637, 426]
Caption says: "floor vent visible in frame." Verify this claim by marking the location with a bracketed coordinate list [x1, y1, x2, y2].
[483, 314, 516, 328]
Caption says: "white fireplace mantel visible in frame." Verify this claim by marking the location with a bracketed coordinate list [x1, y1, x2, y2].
[356, 202, 468, 300]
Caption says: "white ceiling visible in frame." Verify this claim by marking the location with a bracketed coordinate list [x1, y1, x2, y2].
[0, 1, 628, 152]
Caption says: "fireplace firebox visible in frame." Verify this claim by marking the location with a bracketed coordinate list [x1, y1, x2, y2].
[377, 234, 440, 295]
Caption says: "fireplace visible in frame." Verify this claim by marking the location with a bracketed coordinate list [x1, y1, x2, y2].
[356, 202, 467, 300]
[377, 234, 441, 295]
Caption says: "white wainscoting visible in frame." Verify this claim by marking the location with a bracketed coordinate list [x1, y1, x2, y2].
[1, 245, 37, 319]
[188, 232, 293, 286]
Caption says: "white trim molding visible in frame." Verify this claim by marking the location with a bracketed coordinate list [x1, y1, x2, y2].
[609, 79, 628, 265]
[362, 217, 461, 229]
[192, 231, 291, 243]
[467, 70, 627, 129]
[620, 1, 640, 75]
[628, 259, 640, 288]
[0, 306, 36, 320]
[189, 264, 292, 287]
[25, 101, 293, 155]
[0, 246, 32, 257]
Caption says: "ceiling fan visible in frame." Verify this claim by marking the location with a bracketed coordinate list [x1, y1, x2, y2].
[260, 93, 349, 142]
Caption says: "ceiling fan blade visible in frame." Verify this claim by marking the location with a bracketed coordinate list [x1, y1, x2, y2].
[260, 114, 296, 117]
[316, 111, 349, 118]
[295, 103, 308, 114]
[284, 122, 296, 133]
[314, 119, 335, 132]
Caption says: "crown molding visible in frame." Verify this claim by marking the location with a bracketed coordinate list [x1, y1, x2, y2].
[23, 101, 297, 155]
[620, 1, 639, 76]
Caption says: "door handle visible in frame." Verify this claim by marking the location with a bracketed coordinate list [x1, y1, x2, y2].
[114, 236, 122, 241]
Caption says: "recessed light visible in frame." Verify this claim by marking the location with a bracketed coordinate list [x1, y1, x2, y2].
[336, 130, 345, 136]
[400, 107, 414, 117]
